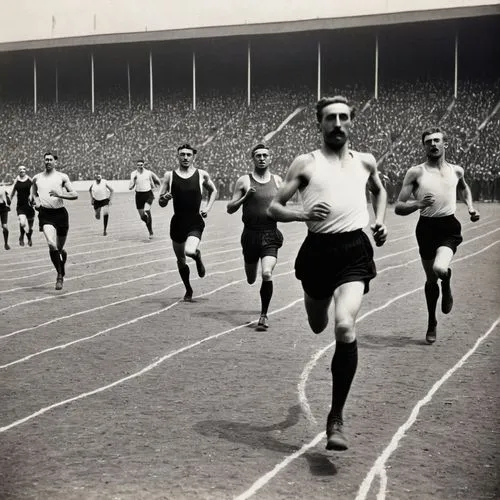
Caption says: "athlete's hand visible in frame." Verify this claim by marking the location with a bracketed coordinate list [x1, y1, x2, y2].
[307, 202, 331, 221]
[469, 208, 480, 222]
[371, 222, 388, 247]
[49, 189, 61, 198]
[158, 193, 172, 207]
[200, 210, 208, 218]
[419, 193, 435, 209]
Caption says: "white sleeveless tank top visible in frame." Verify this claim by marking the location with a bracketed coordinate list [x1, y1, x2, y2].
[90, 180, 110, 200]
[36, 171, 66, 209]
[301, 150, 370, 233]
[415, 163, 457, 217]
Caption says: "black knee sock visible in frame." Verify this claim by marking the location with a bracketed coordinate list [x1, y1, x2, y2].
[60, 249, 67, 276]
[259, 280, 273, 316]
[424, 282, 439, 326]
[3, 228, 8, 245]
[145, 211, 152, 233]
[19, 225, 25, 239]
[49, 249, 62, 274]
[329, 340, 358, 422]
[178, 263, 192, 295]
[103, 214, 109, 231]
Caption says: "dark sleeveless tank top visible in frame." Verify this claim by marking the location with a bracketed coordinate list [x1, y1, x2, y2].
[242, 174, 278, 230]
[171, 169, 202, 218]
[14, 178, 32, 207]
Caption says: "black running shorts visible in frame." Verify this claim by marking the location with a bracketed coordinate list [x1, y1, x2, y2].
[416, 215, 463, 260]
[16, 204, 35, 219]
[295, 229, 377, 299]
[170, 214, 205, 244]
[241, 226, 284, 264]
[135, 190, 154, 210]
[38, 207, 69, 237]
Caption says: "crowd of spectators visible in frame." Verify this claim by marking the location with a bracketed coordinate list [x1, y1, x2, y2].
[1, 78, 498, 202]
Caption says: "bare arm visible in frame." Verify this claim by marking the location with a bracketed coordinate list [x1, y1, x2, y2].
[89, 185, 95, 203]
[201, 170, 217, 216]
[51, 174, 78, 200]
[10, 180, 18, 200]
[394, 167, 431, 216]
[151, 171, 162, 188]
[106, 182, 114, 201]
[457, 167, 480, 221]
[267, 154, 329, 222]
[365, 154, 388, 246]
[128, 172, 136, 190]
[158, 171, 173, 205]
[226, 176, 251, 214]
[30, 176, 39, 206]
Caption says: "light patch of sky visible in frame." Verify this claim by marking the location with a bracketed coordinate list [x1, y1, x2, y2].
[1, 0, 498, 43]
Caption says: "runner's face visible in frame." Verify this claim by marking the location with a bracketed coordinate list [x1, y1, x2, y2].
[423, 132, 446, 160]
[319, 102, 351, 150]
[137, 161, 144, 171]
[18, 167, 26, 177]
[44, 155, 56, 171]
[95, 174, 102, 182]
[178, 149, 194, 168]
[252, 149, 270, 170]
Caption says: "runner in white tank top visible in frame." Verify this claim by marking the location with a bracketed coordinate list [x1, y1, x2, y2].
[268, 96, 388, 452]
[128, 159, 161, 239]
[395, 127, 480, 344]
[89, 172, 114, 236]
[31, 152, 78, 290]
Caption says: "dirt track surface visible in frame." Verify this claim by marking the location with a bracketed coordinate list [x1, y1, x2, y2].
[1, 197, 499, 499]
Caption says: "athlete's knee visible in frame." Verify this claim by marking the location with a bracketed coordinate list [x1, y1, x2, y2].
[335, 318, 355, 342]
[47, 242, 58, 251]
[432, 262, 448, 280]
[185, 248, 197, 259]
[261, 269, 273, 281]
[176, 258, 187, 268]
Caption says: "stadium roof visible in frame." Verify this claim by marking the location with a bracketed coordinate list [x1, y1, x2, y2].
[1, 0, 499, 52]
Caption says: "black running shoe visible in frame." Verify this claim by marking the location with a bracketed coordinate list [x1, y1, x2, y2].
[55, 275, 64, 290]
[326, 418, 349, 451]
[256, 315, 269, 331]
[426, 323, 437, 344]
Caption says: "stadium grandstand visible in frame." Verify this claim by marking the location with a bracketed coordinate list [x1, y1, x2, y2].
[1, 1, 499, 202]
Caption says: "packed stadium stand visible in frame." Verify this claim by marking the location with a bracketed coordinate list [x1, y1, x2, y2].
[0, 16, 499, 201]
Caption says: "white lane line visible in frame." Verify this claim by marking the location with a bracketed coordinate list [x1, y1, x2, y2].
[356, 317, 500, 500]
[235, 240, 499, 500]
[0, 235, 241, 278]
[0, 298, 303, 434]
[0, 264, 293, 364]
[234, 433, 326, 500]
[0, 256, 242, 313]
[297, 286, 423, 425]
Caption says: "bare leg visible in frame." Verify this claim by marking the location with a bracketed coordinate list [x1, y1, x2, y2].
[185, 236, 205, 278]
[256, 255, 278, 330]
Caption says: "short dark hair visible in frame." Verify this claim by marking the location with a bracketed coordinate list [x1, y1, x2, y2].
[251, 143, 269, 157]
[421, 127, 447, 145]
[136, 159, 145, 164]
[177, 143, 197, 154]
[315, 96, 356, 122]
[44, 152, 58, 160]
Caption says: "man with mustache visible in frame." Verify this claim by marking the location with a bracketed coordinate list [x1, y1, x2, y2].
[227, 144, 283, 331]
[395, 127, 480, 344]
[268, 96, 388, 451]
